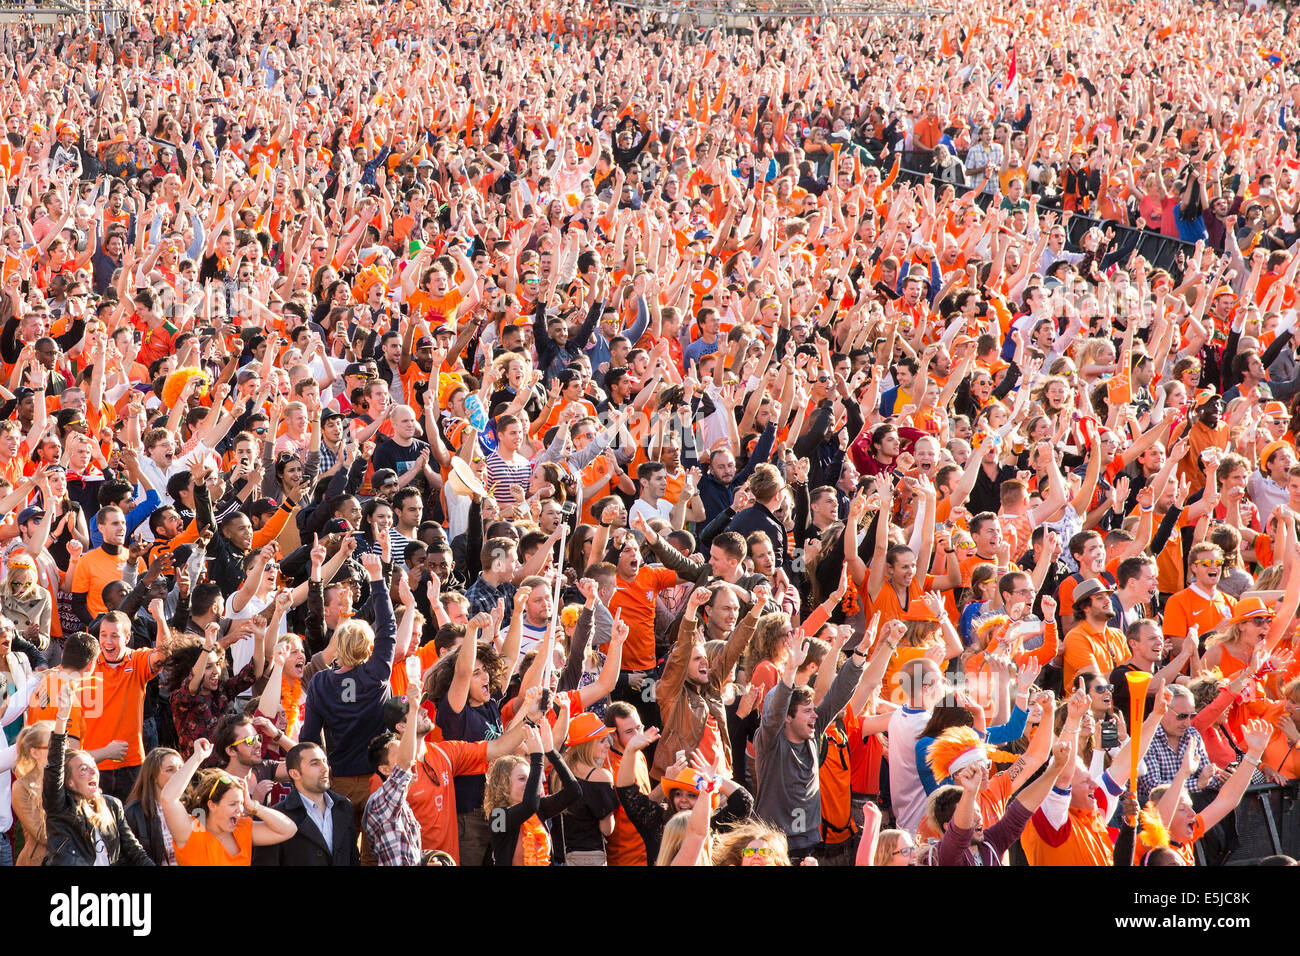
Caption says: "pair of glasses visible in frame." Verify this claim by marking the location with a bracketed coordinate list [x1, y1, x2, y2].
[1171, 711, 1193, 721]
[1192, 558, 1224, 568]
[1091, 684, 1114, 694]
[741, 847, 772, 859]
[892, 845, 917, 859]
[232, 734, 262, 747]
[254, 427, 268, 435]
[208, 773, 236, 799]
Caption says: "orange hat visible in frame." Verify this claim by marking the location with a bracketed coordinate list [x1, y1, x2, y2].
[1260, 438, 1292, 472]
[1262, 401, 1288, 419]
[1192, 387, 1219, 409]
[901, 602, 940, 624]
[566, 712, 613, 747]
[660, 765, 721, 808]
[1226, 596, 1274, 628]
[1213, 285, 1236, 300]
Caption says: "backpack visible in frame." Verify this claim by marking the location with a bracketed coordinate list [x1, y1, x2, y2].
[818, 717, 857, 845]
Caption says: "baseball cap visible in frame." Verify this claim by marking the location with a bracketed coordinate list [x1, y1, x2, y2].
[323, 518, 353, 535]
[344, 362, 374, 379]
[17, 506, 44, 525]
[245, 498, 279, 519]
[415, 336, 435, 350]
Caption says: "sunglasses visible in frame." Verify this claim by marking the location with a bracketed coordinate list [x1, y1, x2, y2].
[1171, 711, 1193, 721]
[208, 773, 236, 799]
[1091, 683, 1114, 694]
[232, 734, 262, 747]
[1192, 558, 1224, 567]
[741, 847, 772, 859]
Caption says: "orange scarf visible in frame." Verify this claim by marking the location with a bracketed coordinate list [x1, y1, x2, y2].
[282, 675, 304, 739]
[521, 815, 551, 866]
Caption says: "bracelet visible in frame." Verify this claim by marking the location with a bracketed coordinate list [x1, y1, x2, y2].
[1140, 505, 1154, 513]
[1063, 724, 1081, 735]
[849, 648, 867, 659]
[1242, 755, 1261, 768]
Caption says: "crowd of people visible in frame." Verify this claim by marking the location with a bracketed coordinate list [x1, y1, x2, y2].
[2, 0, 1300, 869]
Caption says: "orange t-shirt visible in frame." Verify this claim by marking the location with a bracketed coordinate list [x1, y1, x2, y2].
[609, 567, 679, 671]
[379, 739, 489, 864]
[1063, 619, 1130, 691]
[26, 669, 91, 741]
[175, 816, 253, 866]
[70, 547, 129, 619]
[1021, 805, 1115, 866]
[82, 648, 158, 770]
[1161, 587, 1236, 640]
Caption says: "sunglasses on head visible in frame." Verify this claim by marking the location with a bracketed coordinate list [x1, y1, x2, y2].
[208, 774, 236, 799]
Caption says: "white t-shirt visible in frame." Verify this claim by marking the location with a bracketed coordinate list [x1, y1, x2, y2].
[629, 498, 673, 528]
[887, 705, 935, 835]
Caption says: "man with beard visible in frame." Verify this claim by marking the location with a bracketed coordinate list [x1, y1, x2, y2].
[653, 583, 764, 782]
[1176, 390, 1230, 496]
[1063, 578, 1133, 692]
[253, 742, 358, 866]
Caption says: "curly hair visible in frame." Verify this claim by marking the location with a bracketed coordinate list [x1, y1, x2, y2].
[711, 819, 790, 866]
[482, 754, 528, 821]
[423, 640, 506, 705]
[746, 611, 791, 672]
[160, 639, 222, 694]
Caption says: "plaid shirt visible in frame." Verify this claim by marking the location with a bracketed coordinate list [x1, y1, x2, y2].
[465, 573, 517, 619]
[1138, 725, 1212, 804]
[319, 442, 339, 476]
[363, 766, 421, 866]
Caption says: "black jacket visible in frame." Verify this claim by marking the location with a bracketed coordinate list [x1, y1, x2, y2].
[43, 732, 154, 866]
[251, 787, 359, 866]
[726, 501, 791, 574]
[124, 799, 171, 865]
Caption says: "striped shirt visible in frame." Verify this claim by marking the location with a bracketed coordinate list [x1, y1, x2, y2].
[484, 451, 531, 501]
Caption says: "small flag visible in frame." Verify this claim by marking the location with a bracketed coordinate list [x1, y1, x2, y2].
[1006, 43, 1019, 99]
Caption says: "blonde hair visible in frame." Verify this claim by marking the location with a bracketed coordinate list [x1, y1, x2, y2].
[654, 810, 713, 866]
[711, 819, 791, 866]
[333, 619, 376, 669]
[15, 720, 52, 776]
[483, 754, 528, 821]
[872, 828, 911, 866]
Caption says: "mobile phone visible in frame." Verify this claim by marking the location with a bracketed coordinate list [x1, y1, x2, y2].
[675, 750, 685, 766]
[1100, 716, 1120, 749]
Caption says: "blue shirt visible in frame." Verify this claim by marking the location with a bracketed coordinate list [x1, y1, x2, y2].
[300, 790, 337, 852]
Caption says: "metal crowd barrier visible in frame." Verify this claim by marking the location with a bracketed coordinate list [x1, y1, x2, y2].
[1213, 782, 1300, 866]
